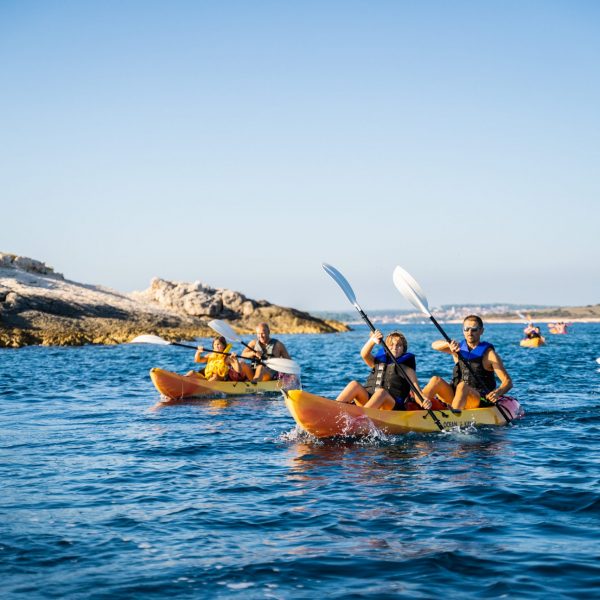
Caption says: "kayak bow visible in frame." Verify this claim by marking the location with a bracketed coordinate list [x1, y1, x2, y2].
[284, 390, 523, 438]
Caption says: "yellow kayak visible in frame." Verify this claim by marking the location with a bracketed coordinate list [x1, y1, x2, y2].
[520, 336, 546, 348]
[150, 368, 282, 400]
[284, 389, 523, 438]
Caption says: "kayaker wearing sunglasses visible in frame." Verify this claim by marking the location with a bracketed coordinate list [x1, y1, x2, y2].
[423, 314, 513, 410]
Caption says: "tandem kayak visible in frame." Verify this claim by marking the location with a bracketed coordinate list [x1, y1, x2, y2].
[150, 368, 282, 400]
[284, 390, 523, 438]
[520, 337, 546, 348]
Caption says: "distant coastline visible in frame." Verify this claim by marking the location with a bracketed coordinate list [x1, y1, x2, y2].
[314, 303, 600, 325]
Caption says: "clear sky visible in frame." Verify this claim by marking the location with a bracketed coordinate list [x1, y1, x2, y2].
[2, 1, 599, 311]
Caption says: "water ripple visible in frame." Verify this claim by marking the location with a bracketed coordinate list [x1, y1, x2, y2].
[1, 325, 600, 597]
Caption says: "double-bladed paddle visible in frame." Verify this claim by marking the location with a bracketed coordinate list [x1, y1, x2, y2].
[207, 320, 302, 375]
[322, 263, 445, 431]
[130, 332, 301, 375]
[392, 265, 512, 422]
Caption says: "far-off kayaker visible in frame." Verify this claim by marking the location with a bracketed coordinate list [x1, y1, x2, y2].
[423, 315, 513, 410]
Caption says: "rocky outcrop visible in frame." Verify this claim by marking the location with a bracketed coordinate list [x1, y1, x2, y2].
[130, 278, 257, 320]
[0, 253, 348, 348]
[130, 278, 345, 333]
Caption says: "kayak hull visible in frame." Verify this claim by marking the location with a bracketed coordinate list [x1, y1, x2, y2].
[520, 337, 545, 348]
[284, 390, 523, 438]
[150, 368, 281, 400]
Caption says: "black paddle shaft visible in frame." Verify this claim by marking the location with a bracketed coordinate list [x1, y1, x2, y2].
[357, 308, 445, 431]
[172, 342, 253, 363]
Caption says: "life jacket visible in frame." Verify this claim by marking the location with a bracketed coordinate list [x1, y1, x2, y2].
[204, 344, 232, 379]
[251, 338, 279, 368]
[364, 349, 416, 402]
[451, 340, 496, 396]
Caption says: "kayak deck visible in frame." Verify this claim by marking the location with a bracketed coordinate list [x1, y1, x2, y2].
[284, 390, 524, 437]
[150, 368, 282, 400]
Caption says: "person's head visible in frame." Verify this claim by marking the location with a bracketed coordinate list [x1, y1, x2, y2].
[386, 331, 408, 357]
[256, 323, 271, 344]
[212, 335, 227, 351]
[463, 315, 484, 342]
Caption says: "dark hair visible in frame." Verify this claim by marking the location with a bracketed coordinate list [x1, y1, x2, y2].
[463, 315, 483, 328]
[213, 336, 227, 348]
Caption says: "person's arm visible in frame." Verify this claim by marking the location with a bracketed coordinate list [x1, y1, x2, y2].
[431, 339, 460, 355]
[484, 349, 513, 402]
[241, 340, 259, 360]
[274, 341, 291, 359]
[360, 330, 381, 368]
[228, 352, 241, 373]
[404, 367, 432, 409]
[194, 346, 208, 364]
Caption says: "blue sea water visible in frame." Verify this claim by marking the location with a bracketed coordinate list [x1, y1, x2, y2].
[1, 323, 599, 599]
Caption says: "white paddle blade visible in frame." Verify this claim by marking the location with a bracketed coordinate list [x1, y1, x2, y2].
[392, 266, 430, 316]
[322, 263, 358, 306]
[208, 319, 241, 342]
[129, 334, 170, 345]
[264, 358, 302, 375]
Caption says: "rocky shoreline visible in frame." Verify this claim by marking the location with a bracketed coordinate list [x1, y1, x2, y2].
[0, 254, 348, 348]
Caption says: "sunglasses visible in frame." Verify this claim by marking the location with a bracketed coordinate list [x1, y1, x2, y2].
[463, 326, 481, 333]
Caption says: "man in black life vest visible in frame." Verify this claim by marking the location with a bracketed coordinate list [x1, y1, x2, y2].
[423, 315, 513, 410]
[241, 322, 291, 383]
[335, 329, 431, 411]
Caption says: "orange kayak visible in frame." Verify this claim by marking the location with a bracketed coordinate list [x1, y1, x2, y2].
[150, 368, 282, 400]
[284, 389, 523, 438]
[520, 337, 546, 348]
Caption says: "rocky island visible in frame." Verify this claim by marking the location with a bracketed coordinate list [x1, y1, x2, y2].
[0, 253, 348, 348]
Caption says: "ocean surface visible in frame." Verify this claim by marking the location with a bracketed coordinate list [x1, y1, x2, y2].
[1, 323, 599, 599]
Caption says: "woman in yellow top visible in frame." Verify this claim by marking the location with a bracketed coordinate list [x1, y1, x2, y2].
[192, 336, 242, 381]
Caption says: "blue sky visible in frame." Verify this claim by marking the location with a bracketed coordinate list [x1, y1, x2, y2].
[2, 1, 598, 311]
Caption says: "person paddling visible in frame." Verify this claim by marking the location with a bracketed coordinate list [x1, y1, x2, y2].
[336, 330, 432, 410]
[187, 335, 243, 381]
[423, 315, 512, 410]
[241, 323, 291, 383]
[523, 317, 543, 339]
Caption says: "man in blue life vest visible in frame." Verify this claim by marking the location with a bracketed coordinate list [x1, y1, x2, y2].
[241, 322, 291, 382]
[423, 315, 513, 410]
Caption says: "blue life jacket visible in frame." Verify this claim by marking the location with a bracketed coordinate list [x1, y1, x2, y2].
[452, 340, 496, 395]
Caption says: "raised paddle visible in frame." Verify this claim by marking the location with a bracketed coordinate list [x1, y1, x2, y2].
[207, 320, 302, 376]
[392, 265, 513, 422]
[130, 333, 301, 375]
[322, 263, 445, 431]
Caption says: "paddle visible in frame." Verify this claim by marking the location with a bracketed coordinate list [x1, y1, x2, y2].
[392, 265, 512, 422]
[131, 334, 229, 353]
[207, 320, 302, 376]
[130, 333, 301, 375]
[322, 263, 445, 431]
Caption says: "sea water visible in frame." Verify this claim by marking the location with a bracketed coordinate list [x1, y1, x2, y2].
[1, 323, 599, 599]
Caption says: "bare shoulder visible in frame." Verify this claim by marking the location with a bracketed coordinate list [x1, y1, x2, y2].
[485, 346, 506, 368]
[275, 340, 291, 358]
